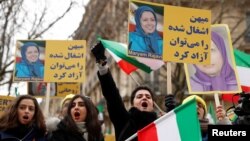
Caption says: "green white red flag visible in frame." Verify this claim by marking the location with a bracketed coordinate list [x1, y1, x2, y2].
[100, 39, 165, 74]
[126, 98, 201, 141]
[222, 49, 250, 102]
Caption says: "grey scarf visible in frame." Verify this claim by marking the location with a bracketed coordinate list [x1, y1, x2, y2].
[76, 122, 88, 141]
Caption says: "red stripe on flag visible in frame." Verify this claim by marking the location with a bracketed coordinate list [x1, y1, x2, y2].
[129, 24, 136, 32]
[221, 86, 250, 103]
[117, 60, 137, 75]
[222, 94, 239, 103]
[241, 85, 250, 93]
[138, 123, 158, 141]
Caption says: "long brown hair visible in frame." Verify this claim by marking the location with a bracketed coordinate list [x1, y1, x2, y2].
[0, 95, 46, 134]
[62, 94, 102, 141]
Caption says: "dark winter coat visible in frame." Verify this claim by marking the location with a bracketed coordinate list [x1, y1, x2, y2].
[98, 71, 157, 141]
[0, 125, 46, 141]
[49, 121, 87, 141]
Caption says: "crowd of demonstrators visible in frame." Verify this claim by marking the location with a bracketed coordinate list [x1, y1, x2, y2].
[48, 94, 104, 141]
[0, 42, 243, 141]
[92, 42, 159, 141]
[0, 89, 241, 141]
[165, 94, 231, 141]
[0, 93, 104, 141]
[0, 95, 47, 141]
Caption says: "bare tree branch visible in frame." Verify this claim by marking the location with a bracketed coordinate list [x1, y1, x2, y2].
[233, 24, 250, 45]
[29, 1, 75, 39]
[0, 0, 77, 94]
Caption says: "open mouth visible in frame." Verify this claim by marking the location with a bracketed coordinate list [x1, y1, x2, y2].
[142, 102, 148, 108]
[74, 111, 80, 118]
[23, 115, 29, 120]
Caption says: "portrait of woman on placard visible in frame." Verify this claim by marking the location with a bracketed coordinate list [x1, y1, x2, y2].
[15, 41, 45, 79]
[128, 3, 163, 58]
[189, 31, 238, 92]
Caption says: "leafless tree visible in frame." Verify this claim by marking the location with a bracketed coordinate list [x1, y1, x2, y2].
[0, 0, 77, 95]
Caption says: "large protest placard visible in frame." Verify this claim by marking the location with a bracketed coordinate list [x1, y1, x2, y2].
[164, 5, 211, 64]
[14, 40, 86, 82]
[128, 0, 211, 65]
[0, 96, 15, 117]
[184, 24, 241, 94]
[44, 40, 86, 82]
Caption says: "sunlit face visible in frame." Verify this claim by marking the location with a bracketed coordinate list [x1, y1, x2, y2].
[71, 97, 87, 122]
[18, 99, 35, 125]
[197, 102, 205, 120]
[25, 46, 39, 63]
[196, 41, 224, 77]
[133, 89, 154, 112]
[140, 11, 156, 34]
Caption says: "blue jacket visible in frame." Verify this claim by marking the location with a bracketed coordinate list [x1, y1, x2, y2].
[129, 32, 163, 55]
[16, 63, 44, 78]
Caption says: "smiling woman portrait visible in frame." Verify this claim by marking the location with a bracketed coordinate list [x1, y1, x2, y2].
[128, 4, 163, 59]
[15, 41, 45, 79]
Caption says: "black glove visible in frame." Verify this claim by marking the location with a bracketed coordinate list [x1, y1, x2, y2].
[165, 95, 176, 112]
[91, 41, 107, 65]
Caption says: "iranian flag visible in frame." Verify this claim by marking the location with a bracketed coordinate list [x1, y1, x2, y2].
[100, 39, 165, 74]
[126, 98, 201, 141]
[222, 49, 250, 102]
[234, 49, 250, 92]
[107, 49, 137, 75]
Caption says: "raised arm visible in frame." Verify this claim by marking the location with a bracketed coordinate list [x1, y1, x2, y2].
[91, 42, 129, 126]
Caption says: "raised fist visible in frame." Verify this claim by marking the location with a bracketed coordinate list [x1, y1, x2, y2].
[165, 95, 176, 112]
[91, 41, 107, 65]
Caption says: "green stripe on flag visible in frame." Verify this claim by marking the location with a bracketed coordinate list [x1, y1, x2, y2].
[175, 98, 201, 141]
[234, 49, 250, 68]
[208, 102, 216, 124]
[100, 39, 152, 73]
